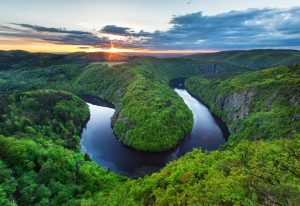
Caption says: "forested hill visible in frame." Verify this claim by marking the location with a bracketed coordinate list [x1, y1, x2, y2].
[0, 50, 127, 69]
[0, 49, 300, 205]
[185, 49, 300, 70]
[131, 49, 300, 80]
[185, 65, 300, 143]
[92, 64, 300, 205]
[0, 90, 126, 205]
[1, 49, 300, 71]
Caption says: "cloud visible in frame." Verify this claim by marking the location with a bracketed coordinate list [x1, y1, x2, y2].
[144, 7, 300, 50]
[96, 8, 300, 50]
[1, 7, 300, 51]
[100, 25, 152, 37]
[100, 25, 132, 36]
[43, 33, 109, 46]
[12, 23, 91, 35]
[0, 23, 110, 47]
[100, 7, 300, 50]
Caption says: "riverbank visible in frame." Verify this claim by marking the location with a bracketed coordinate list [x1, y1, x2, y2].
[80, 86, 227, 177]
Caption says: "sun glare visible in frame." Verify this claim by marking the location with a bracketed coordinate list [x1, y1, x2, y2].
[105, 40, 154, 53]
[106, 41, 128, 53]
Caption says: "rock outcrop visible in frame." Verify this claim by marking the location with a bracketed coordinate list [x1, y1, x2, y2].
[215, 89, 255, 122]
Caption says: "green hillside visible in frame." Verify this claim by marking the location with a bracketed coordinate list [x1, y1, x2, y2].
[136, 57, 247, 80]
[0, 50, 299, 205]
[72, 63, 193, 151]
[185, 65, 300, 143]
[0, 57, 193, 152]
[0, 90, 125, 205]
[95, 137, 300, 205]
[93, 65, 300, 206]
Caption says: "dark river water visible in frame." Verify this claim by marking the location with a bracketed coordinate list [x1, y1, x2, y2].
[80, 84, 227, 177]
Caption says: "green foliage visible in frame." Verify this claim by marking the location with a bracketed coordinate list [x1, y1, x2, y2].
[1, 50, 300, 205]
[94, 136, 300, 205]
[0, 135, 125, 206]
[186, 65, 300, 143]
[113, 68, 193, 151]
[2, 49, 299, 151]
[72, 63, 193, 151]
[1, 57, 194, 152]
[0, 90, 89, 149]
[0, 91, 125, 206]
[0, 161, 17, 206]
[136, 57, 246, 80]
[71, 62, 132, 102]
[134, 49, 300, 81]
[0, 63, 87, 92]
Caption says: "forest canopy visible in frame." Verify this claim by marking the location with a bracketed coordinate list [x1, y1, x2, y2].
[0, 50, 299, 205]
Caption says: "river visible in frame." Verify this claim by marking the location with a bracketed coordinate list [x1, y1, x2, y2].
[80, 84, 227, 177]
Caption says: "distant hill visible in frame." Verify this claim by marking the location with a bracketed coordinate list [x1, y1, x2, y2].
[1, 49, 300, 75]
[0, 50, 61, 68]
[0, 50, 128, 70]
[186, 49, 300, 70]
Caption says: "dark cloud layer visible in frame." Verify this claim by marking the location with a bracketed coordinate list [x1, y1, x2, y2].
[13, 23, 91, 35]
[100, 25, 152, 37]
[101, 25, 132, 36]
[1, 7, 300, 50]
[162, 7, 300, 49]
[100, 7, 300, 50]
[0, 23, 110, 47]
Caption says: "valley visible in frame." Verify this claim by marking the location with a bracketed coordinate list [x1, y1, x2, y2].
[0, 49, 299, 205]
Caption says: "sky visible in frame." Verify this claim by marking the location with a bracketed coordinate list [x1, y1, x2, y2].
[0, 0, 300, 53]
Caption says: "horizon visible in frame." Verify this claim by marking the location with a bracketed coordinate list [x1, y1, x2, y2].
[1, 0, 300, 54]
[2, 47, 300, 55]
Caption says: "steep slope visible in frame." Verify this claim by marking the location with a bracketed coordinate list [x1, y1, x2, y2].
[185, 65, 300, 143]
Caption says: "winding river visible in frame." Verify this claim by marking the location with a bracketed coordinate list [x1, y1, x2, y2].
[80, 82, 227, 177]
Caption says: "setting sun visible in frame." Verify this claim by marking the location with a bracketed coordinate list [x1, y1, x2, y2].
[108, 41, 118, 52]
[105, 41, 139, 53]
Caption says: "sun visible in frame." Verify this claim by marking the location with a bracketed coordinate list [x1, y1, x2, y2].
[107, 41, 124, 53]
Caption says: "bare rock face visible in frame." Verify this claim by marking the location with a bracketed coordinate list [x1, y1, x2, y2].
[215, 90, 255, 121]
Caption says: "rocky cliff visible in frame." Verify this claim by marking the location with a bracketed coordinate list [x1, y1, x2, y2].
[185, 65, 300, 142]
[215, 89, 255, 121]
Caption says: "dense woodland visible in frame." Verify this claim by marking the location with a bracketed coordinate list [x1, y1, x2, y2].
[1, 58, 193, 152]
[72, 62, 193, 151]
[0, 90, 125, 205]
[185, 65, 300, 143]
[0, 49, 300, 205]
[91, 64, 300, 206]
